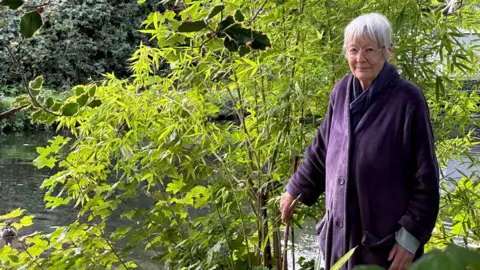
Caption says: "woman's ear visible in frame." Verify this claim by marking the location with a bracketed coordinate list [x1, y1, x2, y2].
[385, 42, 394, 59]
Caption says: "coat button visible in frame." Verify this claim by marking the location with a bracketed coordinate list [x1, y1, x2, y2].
[336, 219, 344, 228]
[338, 176, 345, 185]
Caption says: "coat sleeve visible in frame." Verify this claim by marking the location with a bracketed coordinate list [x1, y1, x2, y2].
[286, 100, 333, 206]
[398, 99, 440, 245]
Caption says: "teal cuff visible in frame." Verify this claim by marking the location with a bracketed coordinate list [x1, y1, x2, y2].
[395, 227, 420, 254]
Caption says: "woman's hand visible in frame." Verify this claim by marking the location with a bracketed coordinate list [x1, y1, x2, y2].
[280, 191, 296, 222]
[388, 242, 414, 270]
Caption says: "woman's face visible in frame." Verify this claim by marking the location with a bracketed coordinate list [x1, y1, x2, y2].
[346, 37, 386, 89]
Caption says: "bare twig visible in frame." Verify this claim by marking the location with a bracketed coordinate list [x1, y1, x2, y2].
[247, 0, 268, 25]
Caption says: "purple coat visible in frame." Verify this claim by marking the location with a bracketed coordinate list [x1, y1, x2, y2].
[286, 66, 440, 269]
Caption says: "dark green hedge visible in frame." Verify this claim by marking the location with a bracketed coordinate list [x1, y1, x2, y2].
[0, 0, 169, 89]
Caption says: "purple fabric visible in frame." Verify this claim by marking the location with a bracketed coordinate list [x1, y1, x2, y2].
[350, 62, 394, 129]
[286, 65, 440, 269]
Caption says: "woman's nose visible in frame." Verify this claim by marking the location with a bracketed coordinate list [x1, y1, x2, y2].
[355, 51, 367, 61]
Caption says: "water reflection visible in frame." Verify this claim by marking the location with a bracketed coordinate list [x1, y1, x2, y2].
[0, 132, 75, 231]
[0, 132, 162, 269]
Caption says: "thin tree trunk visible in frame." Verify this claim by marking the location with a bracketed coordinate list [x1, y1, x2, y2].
[260, 192, 273, 268]
[272, 214, 283, 270]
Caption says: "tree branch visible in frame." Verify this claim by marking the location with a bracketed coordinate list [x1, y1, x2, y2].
[0, 104, 28, 119]
[247, 0, 268, 25]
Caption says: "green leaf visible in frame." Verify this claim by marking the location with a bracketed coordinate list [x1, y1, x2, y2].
[247, 31, 271, 50]
[224, 37, 238, 52]
[217, 17, 271, 51]
[87, 99, 102, 108]
[166, 179, 186, 194]
[234, 9, 245, 22]
[409, 244, 480, 270]
[61, 103, 79, 116]
[111, 226, 132, 241]
[77, 93, 89, 107]
[14, 94, 30, 106]
[31, 109, 43, 122]
[217, 15, 235, 32]
[30, 88, 40, 97]
[45, 97, 54, 109]
[189, 186, 211, 208]
[395, 5, 408, 32]
[120, 210, 136, 220]
[177, 20, 207, 32]
[0, 208, 25, 220]
[207, 238, 226, 263]
[26, 237, 48, 257]
[238, 46, 250, 57]
[137, 0, 146, 3]
[331, 246, 357, 270]
[29, 76, 43, 90]
[33, 155, 56, 169]
[43, 114, 56, 125]
[206, 4, 225, 20]
[51, 101, 62, 111]
[125, 262, 138, 268]
[20, 11, 43, 39]
[0, 0, 24, 10]
[8, 255, 19, 263]
[75, 86, 85, 96]
[447, 244, 480, 268]
[36, 146, 51, 156]
[18, 215, 34, 228]
[89, 85, 97, 97]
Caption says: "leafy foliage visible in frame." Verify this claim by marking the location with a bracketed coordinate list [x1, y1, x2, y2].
[1, 0, 480, 269]
[0, 0, 163, 88]
[355, 244, 480, 270]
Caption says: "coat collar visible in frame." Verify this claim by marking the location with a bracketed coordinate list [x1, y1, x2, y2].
[345, 62, 401, 135]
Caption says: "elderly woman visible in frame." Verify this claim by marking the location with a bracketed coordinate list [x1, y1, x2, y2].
[280, 13, 439, 270]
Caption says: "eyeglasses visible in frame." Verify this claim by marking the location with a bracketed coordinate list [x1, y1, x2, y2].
[347, 46, 385, 59]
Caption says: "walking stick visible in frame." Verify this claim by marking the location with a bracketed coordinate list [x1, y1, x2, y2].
[282, 217, 291, 270]
[282, 156, 300, 270]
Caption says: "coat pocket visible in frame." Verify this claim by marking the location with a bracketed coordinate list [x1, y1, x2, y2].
[361, 230, 396, 248]
[360, 230, 397, 267]
[316, 215, 328, 253]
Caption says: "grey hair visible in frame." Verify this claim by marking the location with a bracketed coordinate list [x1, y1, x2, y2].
[343, 13, 393, 58]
